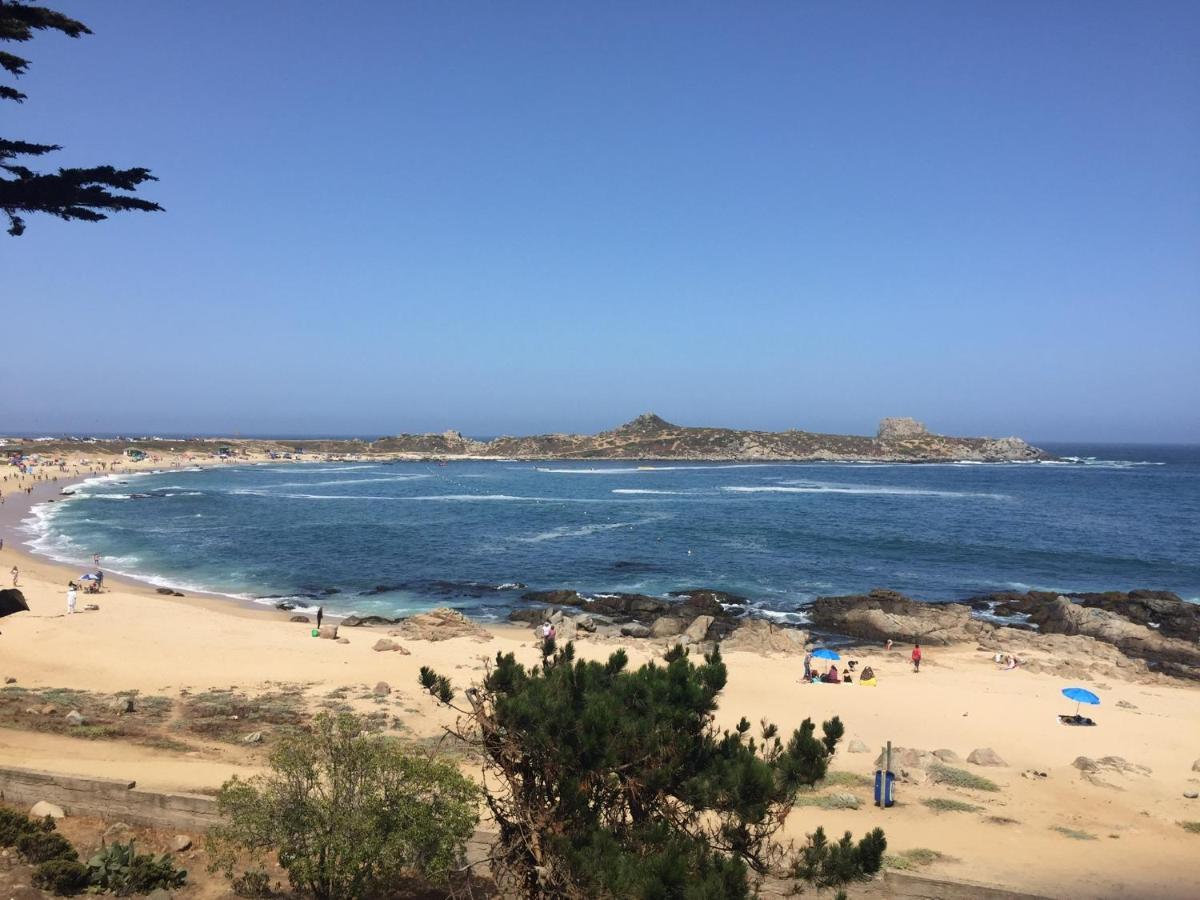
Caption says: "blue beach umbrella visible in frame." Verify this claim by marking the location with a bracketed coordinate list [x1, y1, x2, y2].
[1061, 687, 1100, 716]
[812, 648, 841, 661]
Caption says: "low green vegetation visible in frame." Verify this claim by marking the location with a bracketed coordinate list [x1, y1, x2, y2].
[207, 712, 479, 900]
[180, 687, 307, 742]
[86, 840, 188, 895]
[884, 848, 951, 870]
[983, 815, 1020, 825]
[922, 797, 983, 813]
[928, 763, 1000, 792]
[1050, 825, 1098, 841]
[818, 770, 873, 789]
[1, 807, 184, 896]
[1179, 821, 1200, 834]
[794, 793, 864, 810]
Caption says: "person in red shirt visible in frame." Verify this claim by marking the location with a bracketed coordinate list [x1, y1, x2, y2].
[912, 643, 922, 673]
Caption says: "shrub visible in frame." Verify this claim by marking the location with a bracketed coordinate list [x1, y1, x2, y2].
[231, 868, 273, 897]
[1050, 826, 1097, 841]
[86, 840, 187, 895]
[928, 763, 1000, 792]
[883, 847, 949, 870]
[1179, 821, 1200, 835]
[420, 642, 885, 898]
[0, 807, 55, 846]
[207, 712, 479, 900]
[921, 798, 982, 813]
[792, 826, 886, 892]
[32, 859, 91, 896]
[16, 830, 78, 864]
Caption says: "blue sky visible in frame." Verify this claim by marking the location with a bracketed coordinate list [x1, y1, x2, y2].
[2, 1, 1197, 441]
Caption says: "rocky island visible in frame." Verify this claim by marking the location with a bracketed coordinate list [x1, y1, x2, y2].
[375, 413, 1050, 462]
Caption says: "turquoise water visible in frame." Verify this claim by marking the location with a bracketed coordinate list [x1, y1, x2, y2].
[22, 444, 1200, 620]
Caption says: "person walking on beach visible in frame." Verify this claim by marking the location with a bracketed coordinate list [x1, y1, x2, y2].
[9, 566, 16, 587]
[66, 582, 77, 615]
[802, 650, 813, 682]
[911, 643, 922, 673]
[316, 606, 324, 629]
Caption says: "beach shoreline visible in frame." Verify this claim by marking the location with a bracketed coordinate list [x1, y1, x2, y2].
[2, 453, 1200, 899]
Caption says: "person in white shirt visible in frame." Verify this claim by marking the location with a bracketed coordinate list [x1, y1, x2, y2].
[66, 583, 77, 615]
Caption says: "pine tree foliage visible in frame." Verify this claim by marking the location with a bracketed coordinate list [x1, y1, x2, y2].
[420, 641, 885, 899]
[0, 1, 161, 235]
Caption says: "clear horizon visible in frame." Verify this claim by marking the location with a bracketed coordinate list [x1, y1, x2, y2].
[2, 2, 1198, 442]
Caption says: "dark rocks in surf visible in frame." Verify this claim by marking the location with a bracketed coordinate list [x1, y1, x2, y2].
[963, 589, 1199, 644]
[155, 587, 185, 597]
[341, 614, 403, 627]
[521, 589, 585, 607]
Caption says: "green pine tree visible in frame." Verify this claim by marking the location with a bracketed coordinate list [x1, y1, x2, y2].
[1, 1, 161, 235]
[421, 640, 885, 898]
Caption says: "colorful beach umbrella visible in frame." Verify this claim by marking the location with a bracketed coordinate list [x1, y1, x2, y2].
[812, 648, 841, 661]
[1061, 687, 1100, 716]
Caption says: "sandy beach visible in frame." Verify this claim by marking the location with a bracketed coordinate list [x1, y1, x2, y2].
[1, 456, 1198, 899]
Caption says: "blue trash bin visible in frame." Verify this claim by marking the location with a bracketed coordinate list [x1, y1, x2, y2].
[873, 769, 896, 807]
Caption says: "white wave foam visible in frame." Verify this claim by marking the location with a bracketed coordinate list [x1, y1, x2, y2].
[263, 465, 383, 474]
[611, 489, 692, 495]
[725, 481, 1008, 500]
[537, 464, 773, 475]
[517, 518, 659, 543]
[261, 475, 432, 488]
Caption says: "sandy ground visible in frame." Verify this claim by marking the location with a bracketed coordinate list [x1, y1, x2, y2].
[1, 456, 1198, 899]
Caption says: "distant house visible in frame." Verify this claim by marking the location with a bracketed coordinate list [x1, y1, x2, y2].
[124, 449, 148, 461]
[216, 445, 233, 458]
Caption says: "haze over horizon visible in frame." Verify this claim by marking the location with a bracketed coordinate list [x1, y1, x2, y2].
[2, 2, 1198, 442]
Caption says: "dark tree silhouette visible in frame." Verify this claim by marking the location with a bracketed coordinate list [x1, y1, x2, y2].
[0, 1, 161, 235]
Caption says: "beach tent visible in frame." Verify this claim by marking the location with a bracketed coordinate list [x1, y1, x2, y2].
[0, 589, 29, 618]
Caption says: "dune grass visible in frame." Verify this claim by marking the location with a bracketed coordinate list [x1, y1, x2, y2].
[818, 771, 873, 789]
[1180, 821, 1200, 834]
[1050, 825, 1097, 840]
[928, 763, 1000, 792]
[794, 793, 862, 810]
[984, 815, 1020, 825]
[884, 848, 951, 871]
[922, 797, 982, 813]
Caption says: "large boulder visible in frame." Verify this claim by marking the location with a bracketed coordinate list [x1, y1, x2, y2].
[967, 748, 1007, 767]
[721, 619, 807, 655]
[650, 617, 686, 638]
[807, 590, 984, 645]
[318, 624, 339, 640]
[684, 615, 715, 643]
[395, 608, 492, 642]
[0, 588, 29, 618]
[30, 801, 65, 819]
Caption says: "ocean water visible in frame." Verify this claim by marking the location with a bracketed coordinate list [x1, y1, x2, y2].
[22, 444, 1200, 621]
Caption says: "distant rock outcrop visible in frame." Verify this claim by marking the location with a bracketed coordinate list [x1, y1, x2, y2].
[876, 417, 929, 440]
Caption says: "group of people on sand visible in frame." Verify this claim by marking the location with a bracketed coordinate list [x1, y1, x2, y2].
[802, 641, 926, 687]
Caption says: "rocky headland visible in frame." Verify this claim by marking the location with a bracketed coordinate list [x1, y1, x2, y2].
[7, 414, 1051, 463]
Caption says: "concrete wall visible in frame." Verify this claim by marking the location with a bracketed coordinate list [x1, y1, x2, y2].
[0, 766, 220, 832]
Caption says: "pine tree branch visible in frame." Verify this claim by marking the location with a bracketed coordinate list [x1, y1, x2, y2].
[0, 48, 27, 74]
[0, 1, 91, 42]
